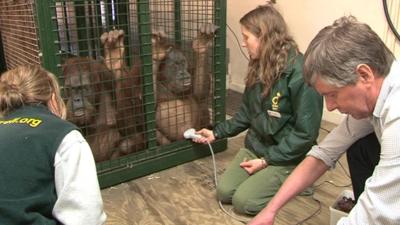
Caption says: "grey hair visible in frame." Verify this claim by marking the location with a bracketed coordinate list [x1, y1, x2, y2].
[303, 16, 395, 87]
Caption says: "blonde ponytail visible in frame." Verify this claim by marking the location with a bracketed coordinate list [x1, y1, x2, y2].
[0, 66, 66, 119]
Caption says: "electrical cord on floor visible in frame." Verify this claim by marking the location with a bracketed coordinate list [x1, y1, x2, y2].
[295, 160, 353, 225]
[206, 141, 340, 225]
[206, 142, 249, 224]
[314, 176, 352, 189]
[314, 155, 352, 188]
[337, 160, 351, 179]
[293, 195, 322, 225]
[293, 151, 354, 224]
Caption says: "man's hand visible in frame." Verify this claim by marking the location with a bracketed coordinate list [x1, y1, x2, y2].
[240, 158, 267, 175]
[247, 209, 276, 225]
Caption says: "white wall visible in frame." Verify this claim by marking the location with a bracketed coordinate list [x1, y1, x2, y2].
[226, 0, 400, 124]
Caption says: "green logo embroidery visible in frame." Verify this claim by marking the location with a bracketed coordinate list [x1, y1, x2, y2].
[271, 92, 281, 111]
[0, 117, 42, 127]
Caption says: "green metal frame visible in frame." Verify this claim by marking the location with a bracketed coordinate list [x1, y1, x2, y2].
[214, 0, 227, 123]
[174, 0, 182, 45]
[137, 0, 158, 151]
[115, 0, 132, 66]
[35, 0, 227, 189]
[0, 31, 7, 73]
[35, 0, 61, 75]
[97, 139, 227, 188]
[74, 1, 90, 56]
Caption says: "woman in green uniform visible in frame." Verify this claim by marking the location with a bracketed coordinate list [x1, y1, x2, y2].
[0, 66, 106, 224]
[193, 3, 323, 215]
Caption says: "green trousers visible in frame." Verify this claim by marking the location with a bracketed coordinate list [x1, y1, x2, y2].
[216, 148, 298, 215]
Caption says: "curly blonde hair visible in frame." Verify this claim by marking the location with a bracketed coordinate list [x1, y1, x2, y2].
[240, 4, 298, 97]
[0, 65, 66, 119]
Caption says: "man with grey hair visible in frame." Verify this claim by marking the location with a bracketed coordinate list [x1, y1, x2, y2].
[248, 16, 399, 225]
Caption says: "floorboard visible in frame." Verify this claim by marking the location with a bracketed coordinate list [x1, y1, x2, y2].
[101, 120, 351, 225]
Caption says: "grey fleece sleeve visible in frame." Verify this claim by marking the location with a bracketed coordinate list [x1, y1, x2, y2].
[307, 115, 374, 169]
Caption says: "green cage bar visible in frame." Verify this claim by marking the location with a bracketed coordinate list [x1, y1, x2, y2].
[36, 0, 61, 75]
[174, 0, 182, 45]
[16, 0, 228, 189]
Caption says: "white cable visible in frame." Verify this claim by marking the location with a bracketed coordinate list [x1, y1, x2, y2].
[207, 142, 218, 187]
[206, 138, 321, 224]
[206, 141, 249, 224]
[184, 128, 249, 223]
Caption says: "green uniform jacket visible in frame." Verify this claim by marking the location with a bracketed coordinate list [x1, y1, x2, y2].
[0, 105, 77, 225]
[214, 53, 323, 166]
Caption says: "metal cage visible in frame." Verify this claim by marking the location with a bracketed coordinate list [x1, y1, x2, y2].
[0, 0, 227, 188]
[0, 0, 40, 68]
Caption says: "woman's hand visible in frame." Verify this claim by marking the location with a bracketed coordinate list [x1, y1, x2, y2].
[240, 158, 267, 175]
[191, 128, 215, 144]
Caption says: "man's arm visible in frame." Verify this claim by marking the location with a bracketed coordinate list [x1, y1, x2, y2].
[248, 156, 328, 225]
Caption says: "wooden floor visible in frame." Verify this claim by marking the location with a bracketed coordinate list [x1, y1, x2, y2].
[101, 120, 351, 225]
